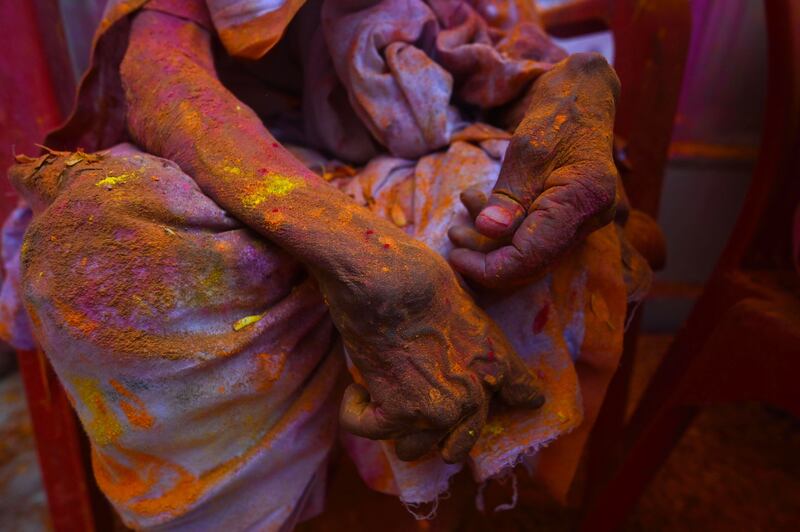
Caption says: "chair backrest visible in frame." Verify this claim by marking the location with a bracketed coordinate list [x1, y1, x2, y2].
[540, 0, 692, 218]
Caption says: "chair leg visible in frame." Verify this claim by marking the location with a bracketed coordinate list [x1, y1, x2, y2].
[580, 305, 709, 531]
[581, 402, 698, 532]
[16, 350, 104, 532]
[583, 312, 639, 502]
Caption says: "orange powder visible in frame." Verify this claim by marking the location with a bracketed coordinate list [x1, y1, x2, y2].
[111, 379, 155, 430]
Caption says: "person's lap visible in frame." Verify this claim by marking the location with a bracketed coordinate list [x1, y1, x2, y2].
[8, 134, 628, 526]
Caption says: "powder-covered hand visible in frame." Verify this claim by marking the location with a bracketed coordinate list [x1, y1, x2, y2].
[449, 52, 620, 288]
[330, 244, 544, 463]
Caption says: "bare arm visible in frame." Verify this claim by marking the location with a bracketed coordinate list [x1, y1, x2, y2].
[121, 9, 543, 462]
[122, 10, 415, 285]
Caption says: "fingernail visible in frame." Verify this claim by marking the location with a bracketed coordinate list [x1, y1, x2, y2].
[478, 206, 512, 229]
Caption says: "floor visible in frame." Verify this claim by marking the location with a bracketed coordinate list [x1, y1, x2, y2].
[623, 336, 800, 531]
[1, 335, 798, 531]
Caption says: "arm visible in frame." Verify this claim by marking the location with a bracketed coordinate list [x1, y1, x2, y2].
[449, 52, 620, 287]
[121, 9, 543, 462]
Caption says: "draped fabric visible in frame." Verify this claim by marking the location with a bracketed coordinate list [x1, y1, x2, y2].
[0, 0, 646, 529]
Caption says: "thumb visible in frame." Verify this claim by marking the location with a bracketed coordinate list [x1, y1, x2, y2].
[339, 383, 398, 439]
[475, 136, 543, 239]
[497, 353, 545, 409]
[475, 193, 527, 239]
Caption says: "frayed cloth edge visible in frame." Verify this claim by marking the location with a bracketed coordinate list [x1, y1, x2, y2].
[473, 421, 579, 512]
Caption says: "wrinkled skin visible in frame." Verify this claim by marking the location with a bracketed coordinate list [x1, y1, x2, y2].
[328, 242, 544, 463]
[449, 52, 620, 288]
[119, 9, 543, 463]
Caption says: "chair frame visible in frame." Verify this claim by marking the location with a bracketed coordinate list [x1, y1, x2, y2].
[580, 0, 800, 529]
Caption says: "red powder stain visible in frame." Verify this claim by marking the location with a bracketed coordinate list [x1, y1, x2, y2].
[383, 243, 391, 249]
[532, 304, 550, 335]
[259, 168, 268, 174]
[272, 143, 279, 148]
[272, 208, 280, 213]
[365, 229, 375, 235]
[486, 337, 495, 362]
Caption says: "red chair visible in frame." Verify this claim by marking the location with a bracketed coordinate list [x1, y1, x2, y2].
[582, 0, 800, 528]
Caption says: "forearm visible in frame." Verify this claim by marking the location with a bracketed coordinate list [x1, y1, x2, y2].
[121, 10, 438, 312]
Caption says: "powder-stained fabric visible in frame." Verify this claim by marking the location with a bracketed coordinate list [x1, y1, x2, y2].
[0, 0, 647, 529]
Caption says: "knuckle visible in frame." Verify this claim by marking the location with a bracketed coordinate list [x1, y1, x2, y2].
[460, 390, 481, 416]
[574, 167, 616, 217]
[596, 169, 617, 209]
[566, 51, 610, 72]
[562, 52, 620, 97]
[511, 132, 552, 162]
[431, 398, 463, 428]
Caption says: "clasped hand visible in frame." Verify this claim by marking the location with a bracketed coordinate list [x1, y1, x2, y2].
[325, 242, 544, 464]
[334, 53, 620, 463]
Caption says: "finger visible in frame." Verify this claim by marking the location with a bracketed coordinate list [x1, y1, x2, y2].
[497, 352, 545, 409]
[339, 383, 399, 440]
[440, 400, 488, 464]
[448, 245, 527, 288]
[473, 133, 545, 239]
[474, 193, 527, 240]
[452, 164, 616, 287]
[448, 225, 504, 253]
[460, 187, 488, 220]
[395, 430, 444, 462]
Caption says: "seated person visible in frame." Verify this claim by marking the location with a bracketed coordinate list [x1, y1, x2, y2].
[1, 0, 653, 529]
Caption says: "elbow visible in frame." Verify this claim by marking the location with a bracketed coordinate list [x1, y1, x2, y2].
[119, 11, 215, 138]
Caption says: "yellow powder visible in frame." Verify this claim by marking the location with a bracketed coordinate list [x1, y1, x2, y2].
[242, 173, 301, 208]
[232, 313, 264, 331]
[96, 172, 135, 188]
[72, 376, 123, 445]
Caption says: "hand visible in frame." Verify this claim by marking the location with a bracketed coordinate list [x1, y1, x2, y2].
[326, 242, 544, 463]
[448, 53, 620, 288]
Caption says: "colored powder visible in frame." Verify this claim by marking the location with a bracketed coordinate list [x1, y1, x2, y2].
[232, 313, 264, 331]
[483, 421, 504, 437]
[96, 172, 135, 188]
[92, 447, 157, 503]
[241, 173, 301, 208]
[72, 376, 123, 445]
[532, 304, 550, 334]
[111, 379, 154, 430]
[254, 352, 286, 391]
